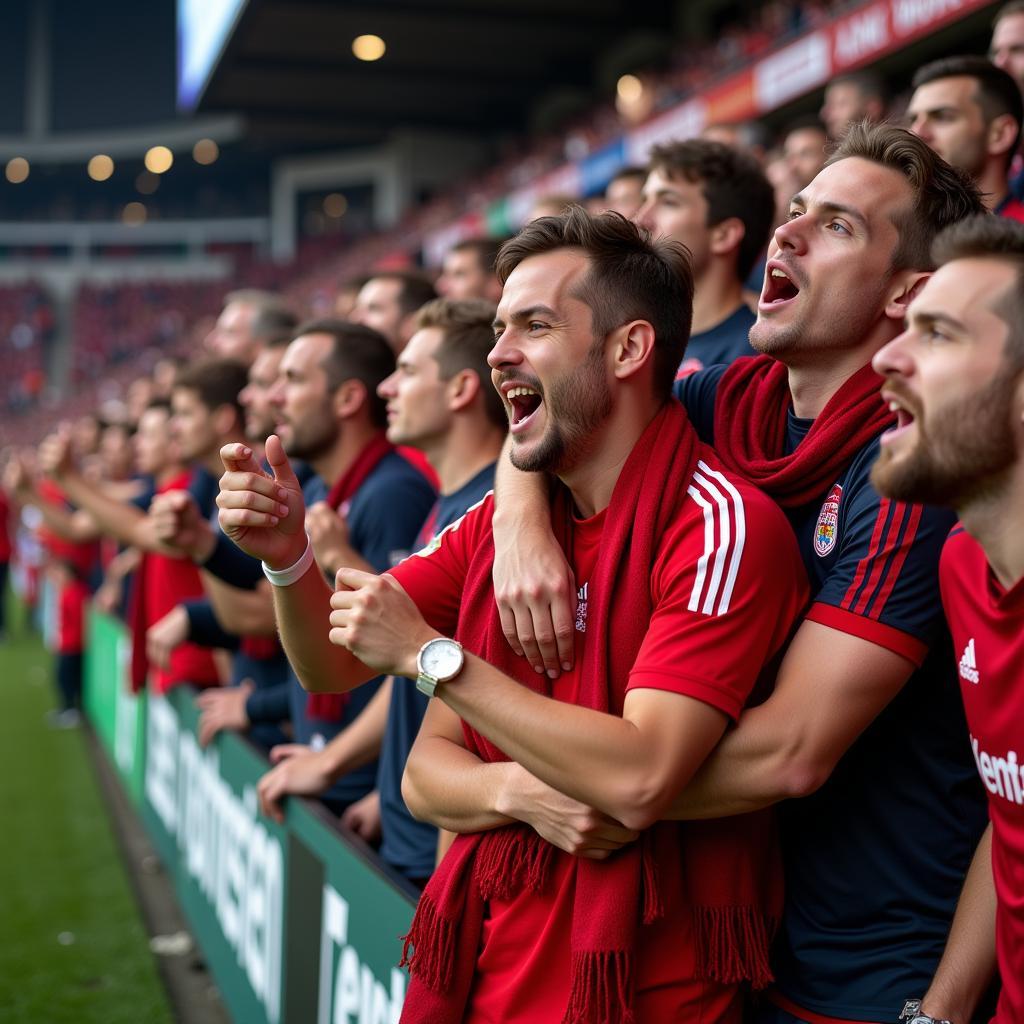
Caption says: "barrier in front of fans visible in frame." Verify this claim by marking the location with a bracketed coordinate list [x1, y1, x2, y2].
[84, 607, 416, 1024]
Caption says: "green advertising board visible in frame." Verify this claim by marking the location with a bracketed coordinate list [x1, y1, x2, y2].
[83, 608, 146, 805]
[137, 685, 416, 1024]
[84, 614, 419, 1024]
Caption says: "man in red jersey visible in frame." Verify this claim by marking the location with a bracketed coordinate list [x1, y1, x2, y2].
[872, 214, 1024, 1024]
[217, 208, 808, 1023]
[488, 125, 991, 1024]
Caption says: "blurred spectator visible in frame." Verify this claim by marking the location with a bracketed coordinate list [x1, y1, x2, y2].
[637, 139, 773, 372]
[437, 238, 504, 303]
[0, 486, 10, 642]
[334, 275, 370, 320]
[601, 166, 649, 219]
[782, 115, 830, 189]
[205, 289, 298, 365]
[908, 56, 1024, 218]
[702, 121, 773, 163]
[820, 71, 888, 140]
[351, 271, 438, 353]
[257, 298, 505, 878]
[991, 0, 1024, 91]
[528, 194, 577, 221]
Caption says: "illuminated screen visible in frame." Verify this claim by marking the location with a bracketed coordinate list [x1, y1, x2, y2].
[177, 0, 248, 110]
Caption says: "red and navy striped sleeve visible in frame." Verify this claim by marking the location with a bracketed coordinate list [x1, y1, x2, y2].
[804, 479, 955, 667]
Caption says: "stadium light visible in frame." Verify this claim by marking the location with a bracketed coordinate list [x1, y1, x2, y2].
[352, 34, 386, 61]
[122, 201, 147, 225]
[323, 193, 348, 218]
[5, 157, 29, 183]
[193, 139, 219, 165]
[88, 155, 115, 182]
[144, 146, 174, 174]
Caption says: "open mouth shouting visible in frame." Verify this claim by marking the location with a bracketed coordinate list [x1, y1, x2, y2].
[760, 261, 801, 312]
[880, 389, 918, 446]
[501, 381, 545, 436]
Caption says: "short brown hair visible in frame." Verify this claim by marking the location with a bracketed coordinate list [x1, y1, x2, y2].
[912, 55, 1023, 169]
[932, 214, 1024, 369]
[174, 359, 248, 421]
[447, 238, 505, 277]
[366, 271, 438, 318]
[496, 206, 694, 401]
[648, 138, 775, 279]
[223, 289, 298, 346]
[293, 318, 395, 428]
[995, 0, 1024, 26]
[826, 123, 986, 270]
[414, 298, 506, 431]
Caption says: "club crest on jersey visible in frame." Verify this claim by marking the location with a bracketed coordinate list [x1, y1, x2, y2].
[814, 483, 843, 557]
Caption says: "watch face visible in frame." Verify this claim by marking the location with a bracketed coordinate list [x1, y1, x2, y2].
[421, 639, 463, 680]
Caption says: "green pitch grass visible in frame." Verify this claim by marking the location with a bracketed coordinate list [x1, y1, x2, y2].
[0, 597, 173, 1024]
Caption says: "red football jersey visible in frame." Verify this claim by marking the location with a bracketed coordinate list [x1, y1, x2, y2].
[390, 447, 809, 1023]
[939, 527, 1024, 1024]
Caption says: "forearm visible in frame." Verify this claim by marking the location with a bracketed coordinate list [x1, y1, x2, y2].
[273, 561, 373, 693]
[319, 677, 392, 780]
[402, 735, 516, 833]
[438, 655, 710, 830]
[492, 438, 551, 529]
[667, 697, 833, 819]
[30, 498, 98, 543]
[203, 572, 277, 636]
[200, 531, 264, 589]
[921, 823, 997, 1024]
[58, 473, 153, 549]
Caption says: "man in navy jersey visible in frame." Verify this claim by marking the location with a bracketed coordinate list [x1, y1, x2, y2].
[872, 215, 1024, 1024]
[256, 298, 506, 882]
[635, 139, 773, 375]
[491, 125, 992, 1023]
[218, 319, 435, 815]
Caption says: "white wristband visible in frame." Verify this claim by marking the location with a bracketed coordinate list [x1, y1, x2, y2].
[262, 538, 315, 587]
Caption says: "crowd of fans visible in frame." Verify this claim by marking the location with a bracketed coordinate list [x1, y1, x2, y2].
[3, 3, 1024, 1023]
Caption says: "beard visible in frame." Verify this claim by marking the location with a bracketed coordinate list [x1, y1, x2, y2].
[871, 371, 1021, 507]
[282, 397, 340, 461]
[509, 339, 613, 476]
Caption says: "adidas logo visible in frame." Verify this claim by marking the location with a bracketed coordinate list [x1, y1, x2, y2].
[959, 638, 980, 685]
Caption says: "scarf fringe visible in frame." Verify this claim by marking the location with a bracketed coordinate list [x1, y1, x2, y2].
[475, 829, 552, 900]
[562, 950, 635, 1024]
[399, 891, 455, 993]
[640, 847, 663, 925]
[693, 906, 776, 989]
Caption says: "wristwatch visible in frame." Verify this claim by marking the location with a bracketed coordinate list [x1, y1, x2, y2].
[415, 637, 464, 697]
[899, 999, 952, 1024]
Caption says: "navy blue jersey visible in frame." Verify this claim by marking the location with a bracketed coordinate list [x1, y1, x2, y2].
[187, 465, 220, 519]
[675, 370, 987, 1021]
[676, 304, 756, 377]
[378, 463, 496, 881]
[288, 452, 436, 813]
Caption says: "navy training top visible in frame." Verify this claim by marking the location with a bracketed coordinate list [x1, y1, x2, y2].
[674, 366, 987, 1021]
[676, 304, 756, 378]
[377, 462, 496, 882]
[288, 450, 437, 813]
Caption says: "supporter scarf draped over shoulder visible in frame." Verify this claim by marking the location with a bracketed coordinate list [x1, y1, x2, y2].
[399, 401, 780, 1024]
[712, 355, 894, 507]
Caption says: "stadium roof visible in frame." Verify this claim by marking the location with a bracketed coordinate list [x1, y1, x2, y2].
[195, 0, 676, 147]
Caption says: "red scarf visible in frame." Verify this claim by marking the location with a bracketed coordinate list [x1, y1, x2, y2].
[712, 355, 894, 508]
[307, 433, 395, 721]
[400, 403, 780, 1023]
